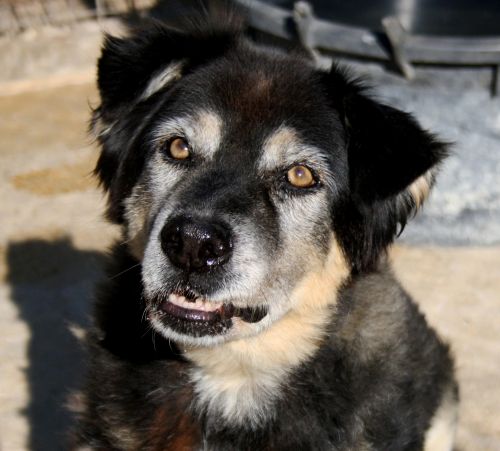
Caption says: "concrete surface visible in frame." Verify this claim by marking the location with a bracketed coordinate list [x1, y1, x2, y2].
[0, 82, 118, 451]
[0, 24, 499, 451]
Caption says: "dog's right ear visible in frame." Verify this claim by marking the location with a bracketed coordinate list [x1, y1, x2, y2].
[96, 20, 242, 120]
[92, 20, 242, 222]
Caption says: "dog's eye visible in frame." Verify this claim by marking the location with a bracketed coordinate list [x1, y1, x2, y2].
[168, 138, 191, 160]
[287, 165, 316, 188]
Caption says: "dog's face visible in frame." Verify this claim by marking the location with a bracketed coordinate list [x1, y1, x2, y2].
[93, 24, 446, 347]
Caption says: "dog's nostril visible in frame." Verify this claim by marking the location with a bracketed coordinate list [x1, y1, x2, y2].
[203, 240, 227, 258]
[170, 227, 182, 243]
[160, 217, 232, 272]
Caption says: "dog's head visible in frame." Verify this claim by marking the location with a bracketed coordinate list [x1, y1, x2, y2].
[93, 22, 447, 346]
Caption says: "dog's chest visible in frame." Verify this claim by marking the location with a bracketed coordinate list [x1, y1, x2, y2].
[143, 359, 287, 450]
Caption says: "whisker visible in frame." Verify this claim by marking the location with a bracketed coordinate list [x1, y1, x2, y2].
[141, 322, 154, 339]
[141, 304, 150, 323]
[109, 262, 142, 280]
[152, 329, 157, 352]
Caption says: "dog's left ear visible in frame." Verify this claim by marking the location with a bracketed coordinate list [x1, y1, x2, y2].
[324, 66, 448, 203]
[322, 66, 448, 271]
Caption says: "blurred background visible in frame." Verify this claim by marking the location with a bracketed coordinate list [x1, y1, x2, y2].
[0, 0, 499, 449]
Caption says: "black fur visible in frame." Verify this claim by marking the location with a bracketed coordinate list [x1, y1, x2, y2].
[74, 19, 457, 451]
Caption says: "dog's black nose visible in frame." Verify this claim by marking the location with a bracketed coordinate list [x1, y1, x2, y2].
[160, 217, 232, 272]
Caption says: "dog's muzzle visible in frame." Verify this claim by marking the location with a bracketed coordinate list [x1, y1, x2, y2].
[148, 215, 268, 339]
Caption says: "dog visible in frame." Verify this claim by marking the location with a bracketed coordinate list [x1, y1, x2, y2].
[73, 17, 458, 451]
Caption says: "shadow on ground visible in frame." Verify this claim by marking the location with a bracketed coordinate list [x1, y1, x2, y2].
[6, 237, 106, 451]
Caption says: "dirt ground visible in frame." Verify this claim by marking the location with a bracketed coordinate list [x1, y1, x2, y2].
[0, 80, 499, 450]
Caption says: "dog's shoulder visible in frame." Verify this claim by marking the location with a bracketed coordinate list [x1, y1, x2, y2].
[305, 264, 458, 450]
[329, 262, 455, 396]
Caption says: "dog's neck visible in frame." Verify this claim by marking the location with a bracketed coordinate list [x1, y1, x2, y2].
[185, 240, 349, 427]
[185, 308, 331, 427]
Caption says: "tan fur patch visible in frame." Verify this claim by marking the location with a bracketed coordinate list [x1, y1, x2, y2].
[186, 237, 349, 424]
[259, 126, 299, 171]
[408, 169, 433, 209]
[123, 181, 152, 260]
[423, 384, 458, 451]
[194, 110, 223, 157]
[141, 61, 184, 100]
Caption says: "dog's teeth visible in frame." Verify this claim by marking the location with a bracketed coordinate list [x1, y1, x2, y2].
[168, 293, 222, 312]
[168, 294, 183, 307]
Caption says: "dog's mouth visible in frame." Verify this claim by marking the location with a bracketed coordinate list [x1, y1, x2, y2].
[160, 293, 233, 322]
[150, 290, 268, 338]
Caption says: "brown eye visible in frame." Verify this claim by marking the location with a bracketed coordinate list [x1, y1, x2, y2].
[287, 165, 316, 188]
[168, 137, 190, 160]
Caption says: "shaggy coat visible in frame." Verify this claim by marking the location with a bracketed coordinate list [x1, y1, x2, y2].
[73, 19, 457, 451]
